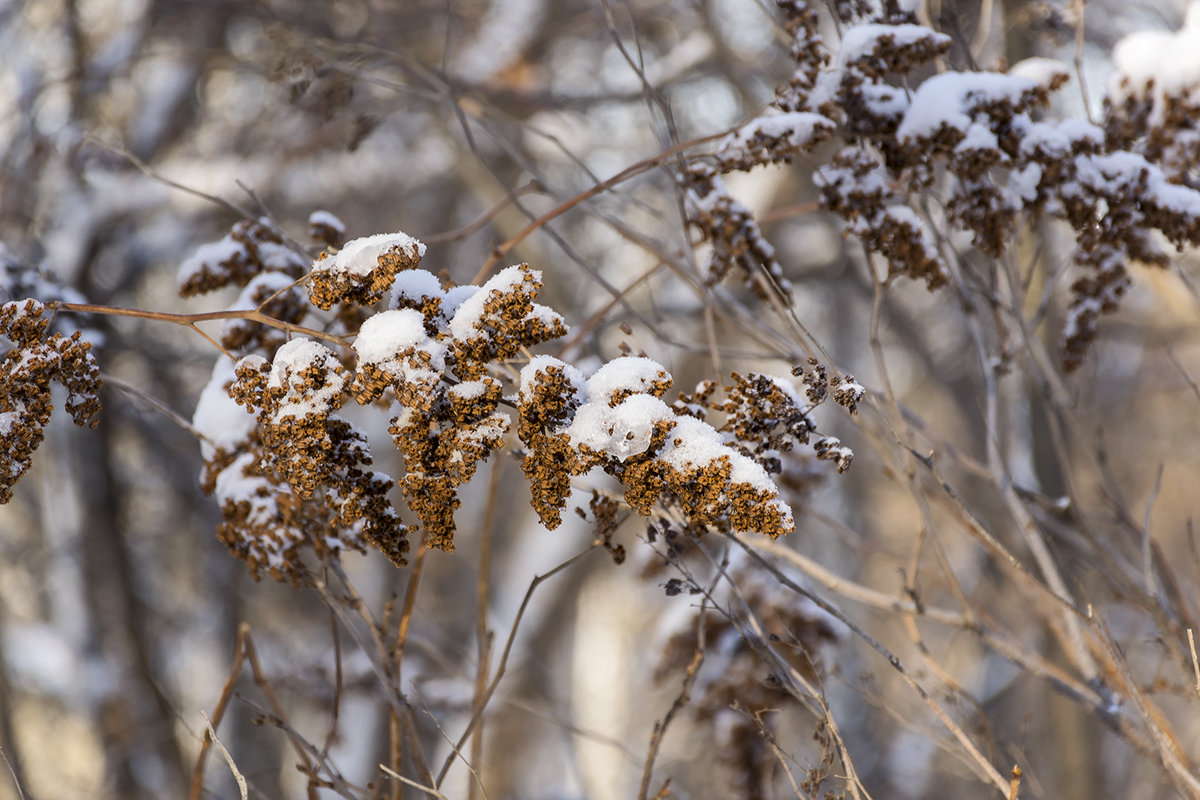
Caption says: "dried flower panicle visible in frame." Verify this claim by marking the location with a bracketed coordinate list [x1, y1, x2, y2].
[184, 223, 820, 579]
[307, 210, 347, 249]
[0, 300, 102, 504]
[736, 5, 1200, 370]
[519, 355, 800, 539]
[308, 232, 425, 311]
[683, 164, 793, 298]
[349, 263, 563, 551]
[193, 344, 407, 583]
[178, 218, 307, 297]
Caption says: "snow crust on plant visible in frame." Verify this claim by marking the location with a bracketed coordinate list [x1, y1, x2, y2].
[836, 22, 950, 65]
[519, 355, 586, 404]
[1111, 3, 1200, 102]
[586, 356, 669, 401]
[449, 265, 557, 342]
[192, 358, 257, 460]
[567, 393, 674, 462]
[354, 308, 444, 369]
[178, 236, 243, 287]
[307, 210, 345, 234]
[1008, 57, 1071, 88]
[896, 72, 1039, 141]
[267, 339, 345, 421]
[321, 232, 425, 277]
[390, 268, 444, 307]
[717, 111, 835, 161]
[661, 415, 775, 493]
[441, 285, 479, 319]
[214, 452, 275, 529]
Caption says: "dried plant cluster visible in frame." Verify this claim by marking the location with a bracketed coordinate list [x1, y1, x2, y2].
[0, 299, 101, 504]
[163, 217, 858, 583]
[686, 0, 1200, 370]
[5, 1, 1200, 798]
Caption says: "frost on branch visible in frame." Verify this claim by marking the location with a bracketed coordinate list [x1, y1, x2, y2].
[0, 300, 101, 504]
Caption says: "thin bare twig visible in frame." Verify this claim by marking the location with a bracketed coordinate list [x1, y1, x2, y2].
[436, 546, 598, 788]
[201, 711, 248, 800]
[0, 746, 29, 800]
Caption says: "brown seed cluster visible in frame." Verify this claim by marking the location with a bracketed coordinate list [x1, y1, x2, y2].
[219, 344, 408, 581]
[0, 300, 101, 504]
[307, 239, 422, 311]
[178, 218, 306, 297]
[516, 354, 854, 541]
[176, 214, 829, 579]
[700, 1, 1200, 370]
[683, 164, 793, 297]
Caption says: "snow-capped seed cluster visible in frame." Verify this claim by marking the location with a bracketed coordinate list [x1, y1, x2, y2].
[307, 210, 347, 249]
[220, 344, 408, 580]
[683, 164, 792, 297]
[178, 218, 307, 297]
[184, 221, 419, 581]
[1105, 5, 1200, 189]
[174, 218, 829, 578]
[715, 111, 835, 172]
[307, 232, 425, 311]
[693, 1, 1200, 371]
[518, 355, 817, 540]
[815, 148, 948, 288]
[349, 262, 563, 551]
[0, 300, 101, 504]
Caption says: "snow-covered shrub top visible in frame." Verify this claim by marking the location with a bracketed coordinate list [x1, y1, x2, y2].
[693, 1, 1200, 372]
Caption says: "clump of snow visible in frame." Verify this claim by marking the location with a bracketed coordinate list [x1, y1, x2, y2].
[1111, 3, 1200, 102]
[177, 236, 242, 288]
[896, 72, 1039, 142]
[717, 111, 835, 163]
[390, 269, 445, 307]
[449, 265, 537, 342]
[441, 285, 479, 319]
[566, 393, 674, 462]
[837, 22, 949, 65]
[321, 232, 425, 277]
[192, 358, 258, 460]
[660, 416, 775, 493]
[585, 356, 670, 402]
[308, 210, 345, 234]
[267, 339, 345, 421]
[1008, 57, 1071, 87]
[354, 308, 447, 377]
[214, 452, 276, 528]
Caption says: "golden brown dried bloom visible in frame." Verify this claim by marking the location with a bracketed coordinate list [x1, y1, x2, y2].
[308, 233, 424, 311]
[197, 340, 409, 581]
[0, 300, 102, 504]
[178, 218, 306, 297]
[346, 265, 563, 551]
[447, 264, 567, 380]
